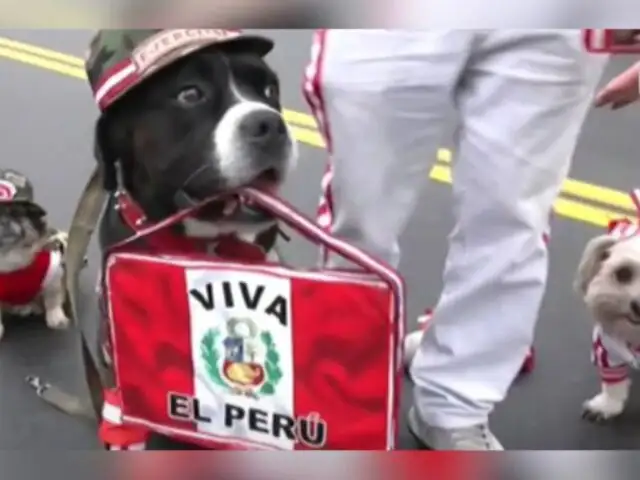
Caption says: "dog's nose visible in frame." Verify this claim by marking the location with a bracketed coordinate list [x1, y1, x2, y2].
[240, 110, 287, 146]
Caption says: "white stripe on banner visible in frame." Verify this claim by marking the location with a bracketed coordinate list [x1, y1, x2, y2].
[102, 402, 123, 425]
[186, 268, 295, 450]
[95, 63, 137, 105]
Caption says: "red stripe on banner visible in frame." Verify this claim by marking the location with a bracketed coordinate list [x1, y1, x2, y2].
[106, 254, 196, 434]
[290, 277, 394, 450]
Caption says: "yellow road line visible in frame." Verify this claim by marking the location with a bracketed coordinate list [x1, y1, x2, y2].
[283, 109, 318, 129]
[436, 146, 635, 212]
[0, 36, 634, 229]
[0, 46, 85, 79]
[288, 126, 324, 149]
[428, 164, 631, 228]
[0, 40, 326, 148]
[0, 37, 84, 67]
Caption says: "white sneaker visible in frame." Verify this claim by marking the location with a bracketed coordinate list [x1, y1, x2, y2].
[407, 407, 504, 450]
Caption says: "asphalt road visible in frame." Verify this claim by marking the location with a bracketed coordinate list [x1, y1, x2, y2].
[0, 29, 640, 450]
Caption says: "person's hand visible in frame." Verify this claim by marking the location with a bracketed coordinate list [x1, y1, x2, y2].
[594, 61, 640, 109]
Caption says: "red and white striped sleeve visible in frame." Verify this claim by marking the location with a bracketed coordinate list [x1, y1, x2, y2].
[591, 327, 630, 384]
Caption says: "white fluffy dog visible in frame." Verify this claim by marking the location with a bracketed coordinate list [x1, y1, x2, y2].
[575, 218, 640, 422]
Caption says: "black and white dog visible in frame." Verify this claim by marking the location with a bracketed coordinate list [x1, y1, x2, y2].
[95, 44, 298, 449]
[97, 45, 298, 248]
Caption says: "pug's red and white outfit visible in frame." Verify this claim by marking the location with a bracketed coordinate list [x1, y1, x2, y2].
[0, 250, 62, 304]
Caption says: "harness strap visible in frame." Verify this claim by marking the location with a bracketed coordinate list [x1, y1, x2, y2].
[116, 189, 268, 261]
[27, 166, 107, 422]
[116, 190, 197, 251]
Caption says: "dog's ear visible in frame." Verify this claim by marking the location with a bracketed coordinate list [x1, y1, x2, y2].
[94, 112, 132, 191]
[574, 234, 618, 295]
[94, 114, 119, 191]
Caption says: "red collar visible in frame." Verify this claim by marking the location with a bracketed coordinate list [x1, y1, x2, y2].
[115, 190, 267, 262]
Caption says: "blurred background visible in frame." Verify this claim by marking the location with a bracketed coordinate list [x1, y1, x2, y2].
[0, 0, 638, 28]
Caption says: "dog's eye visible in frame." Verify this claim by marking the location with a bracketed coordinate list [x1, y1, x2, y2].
[264, 84, 278, 99]
[615, 265, 634, 284]
[176, 86, 204, 105]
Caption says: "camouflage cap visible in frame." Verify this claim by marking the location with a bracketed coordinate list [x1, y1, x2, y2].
[0, 168, 46, 216]
[85, 29, 274, 111]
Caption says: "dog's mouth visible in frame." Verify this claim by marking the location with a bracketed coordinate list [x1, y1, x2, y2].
[190, 167, 283, 221]
[245, 167, 281, 194]
[624, 314, 640, 326]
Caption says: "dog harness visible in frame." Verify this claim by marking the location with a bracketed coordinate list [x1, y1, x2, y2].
[113, 190, 270, 261]
[99, 189, 275, 450]
[0, 249, 61, 305]
[592, 325, 640, 384]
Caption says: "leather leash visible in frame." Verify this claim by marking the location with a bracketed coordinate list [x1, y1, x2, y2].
[26, 165, 107, 421]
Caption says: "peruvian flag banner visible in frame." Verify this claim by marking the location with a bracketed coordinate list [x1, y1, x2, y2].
[105, 252, 402, 450]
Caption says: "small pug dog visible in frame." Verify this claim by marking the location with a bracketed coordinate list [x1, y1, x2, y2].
[575, 216, 640, 421]
[0, 169, 70, 339]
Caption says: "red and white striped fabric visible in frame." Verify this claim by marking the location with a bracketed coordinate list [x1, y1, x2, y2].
[93, 60, 141, 111]
[303, 29, 334, 265]
[607, 188, 640, 239]
[583, 29, 612, 53]
[583, 29, 640, 54]
[591, 325, 636, 384]
[100, 388, 148, 450]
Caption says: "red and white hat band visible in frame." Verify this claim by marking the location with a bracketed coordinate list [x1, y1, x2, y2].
[92, 29, 244, 110]
[0, 180, 17, 201]
[94, 61, 138, 110]
[609, 188, 640, 239]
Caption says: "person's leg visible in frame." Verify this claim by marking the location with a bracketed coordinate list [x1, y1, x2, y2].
[410, 30, 608, 448]
[303, 29, 474, 268]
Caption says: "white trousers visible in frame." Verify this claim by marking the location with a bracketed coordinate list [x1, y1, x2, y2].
[303, 29, 608, 428]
